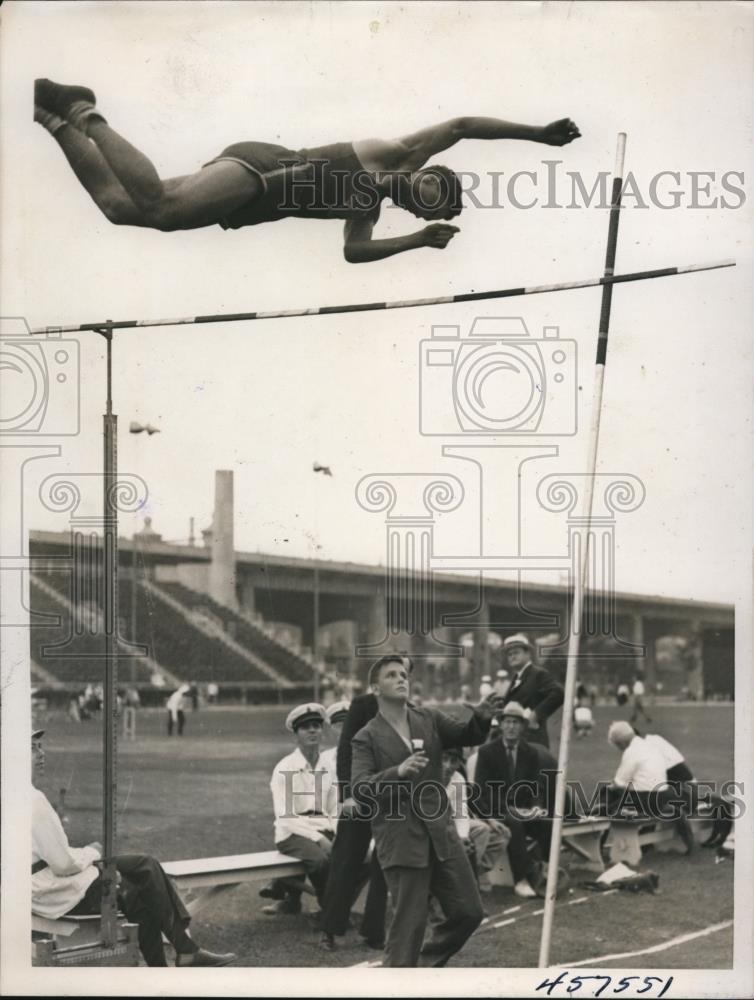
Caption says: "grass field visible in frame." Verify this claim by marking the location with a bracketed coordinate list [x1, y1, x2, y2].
[33, 702, 734, 968]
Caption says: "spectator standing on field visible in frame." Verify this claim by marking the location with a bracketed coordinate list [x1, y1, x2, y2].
[166, 684, 190, 737]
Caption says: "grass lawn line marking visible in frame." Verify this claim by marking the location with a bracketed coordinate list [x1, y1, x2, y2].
[503, 905, 522, 914]
[560, 919, 734, 968]
[568, 896, 589, 905]
[492, 918, 517, 929]
[476, 888, 619, 936]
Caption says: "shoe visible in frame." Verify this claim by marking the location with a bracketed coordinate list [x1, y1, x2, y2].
[35, 78, 96, 117]
[262, 897, 302, 915]
[514, 879, 537, 899]
[259, 881, 287, 900]
[319, 932, 336, 952]
[176, 947, 236, 967]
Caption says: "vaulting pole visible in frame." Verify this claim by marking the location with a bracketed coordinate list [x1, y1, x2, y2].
[538, 134, 627, 969]
[30, 258, 733, 335]
[97, 324, 120, 946]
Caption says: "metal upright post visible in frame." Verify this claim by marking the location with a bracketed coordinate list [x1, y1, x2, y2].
[313, 563, 320, 702]
[98, 324, 119, 946]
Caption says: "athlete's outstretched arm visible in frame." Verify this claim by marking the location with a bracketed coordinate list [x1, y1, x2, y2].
[343, 217, 459, 264]
[392, 116, 581, 170]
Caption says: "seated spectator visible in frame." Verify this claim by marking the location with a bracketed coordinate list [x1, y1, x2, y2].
[31, 730, 234, 967]
[605, 721, 694, 852]
[475, 702, 557, 899]
[442, 749, 509, 894]
[262, 703, 338, 916]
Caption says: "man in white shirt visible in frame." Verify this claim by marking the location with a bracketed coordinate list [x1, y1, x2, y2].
[262, 703, 338, 915]
[31, 730, 235, 966]
[166, 684, 190, 736]
[606, 721, 693, 851]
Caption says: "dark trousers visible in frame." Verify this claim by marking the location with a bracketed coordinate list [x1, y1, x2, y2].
[321, 814, 387, 941]
[275, 833, 332, 905]
[167, 710, 185, 736]
[505, 816, 552, 882]
[382, 845, 483, 968]
[68, 854, 195, 967]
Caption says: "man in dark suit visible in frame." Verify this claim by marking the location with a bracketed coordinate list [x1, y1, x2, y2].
[319, 687, 387, 952]
[500, 633, 564, 748]
[351, 656, 498, 967]
[474, 701, 558, 898]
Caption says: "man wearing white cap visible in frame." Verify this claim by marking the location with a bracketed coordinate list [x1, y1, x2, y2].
[263, 703, 338, 915]
[500, 634, 563, 748]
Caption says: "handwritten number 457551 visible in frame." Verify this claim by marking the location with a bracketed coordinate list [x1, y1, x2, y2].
[536, 973, 674, 997]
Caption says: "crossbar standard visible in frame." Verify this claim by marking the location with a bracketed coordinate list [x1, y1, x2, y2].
[31, 260, 734, 335]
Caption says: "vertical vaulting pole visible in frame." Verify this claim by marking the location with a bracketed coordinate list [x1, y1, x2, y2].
[100, 325, 119, 945]
[538, 134, 627, 968]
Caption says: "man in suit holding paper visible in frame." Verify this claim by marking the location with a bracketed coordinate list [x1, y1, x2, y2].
[351, 655, 499, 967]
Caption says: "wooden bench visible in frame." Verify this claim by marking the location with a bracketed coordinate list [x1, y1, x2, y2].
[605, 815, 714, 866]
[162, 850, 309, 916]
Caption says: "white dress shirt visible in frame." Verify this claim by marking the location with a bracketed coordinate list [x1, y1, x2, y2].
[613, 735, 668, 791]
[270, 747, 338, 844]
[32, 787, 100, 919]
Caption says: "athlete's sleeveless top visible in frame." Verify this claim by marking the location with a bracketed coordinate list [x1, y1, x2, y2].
[205, 141, 382, 229]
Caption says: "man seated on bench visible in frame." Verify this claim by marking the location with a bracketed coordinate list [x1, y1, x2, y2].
[474, 702, 558, 898]
[31, 729, 235, 967]
[605, 721, 694, 853]
[262, 703, 338, 916]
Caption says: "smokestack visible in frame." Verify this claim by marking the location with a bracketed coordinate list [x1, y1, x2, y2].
[209, 470, 237, 609]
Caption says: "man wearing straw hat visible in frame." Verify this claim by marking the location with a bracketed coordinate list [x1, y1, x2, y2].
[499, 633, 564, 748]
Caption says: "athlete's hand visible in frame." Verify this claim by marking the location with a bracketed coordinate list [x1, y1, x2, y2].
[541, 118, 581, 146]
[421, 223, 460, 249]
[318, 835, 334, 858]
[88, 841, 103, 857]
[398, 751, 429, 777]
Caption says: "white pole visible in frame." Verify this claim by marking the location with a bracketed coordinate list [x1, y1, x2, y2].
[538, 134, 627, 968]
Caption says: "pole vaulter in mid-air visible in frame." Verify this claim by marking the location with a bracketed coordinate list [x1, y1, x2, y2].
[34, 78, 580, 262]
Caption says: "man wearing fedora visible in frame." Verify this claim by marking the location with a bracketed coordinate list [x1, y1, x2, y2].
[262, 703, 338, 915]
[31, 729, 235, 966]
[474, 702, 559, 899]
[499, 633, 564, 749]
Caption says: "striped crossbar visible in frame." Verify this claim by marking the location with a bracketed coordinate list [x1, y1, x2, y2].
[30, 259, 734, 335]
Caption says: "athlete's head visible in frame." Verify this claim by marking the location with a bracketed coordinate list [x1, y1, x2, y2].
[395, 166, 463, 221]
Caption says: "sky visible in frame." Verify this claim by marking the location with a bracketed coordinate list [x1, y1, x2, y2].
[1, 1, 753, 606]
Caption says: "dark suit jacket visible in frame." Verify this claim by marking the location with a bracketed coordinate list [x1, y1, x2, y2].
[336, 693, 378, 802]
[502, 663, 564, 747]
[351, 705, 490, 869]
[474, 737, 558, 820]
